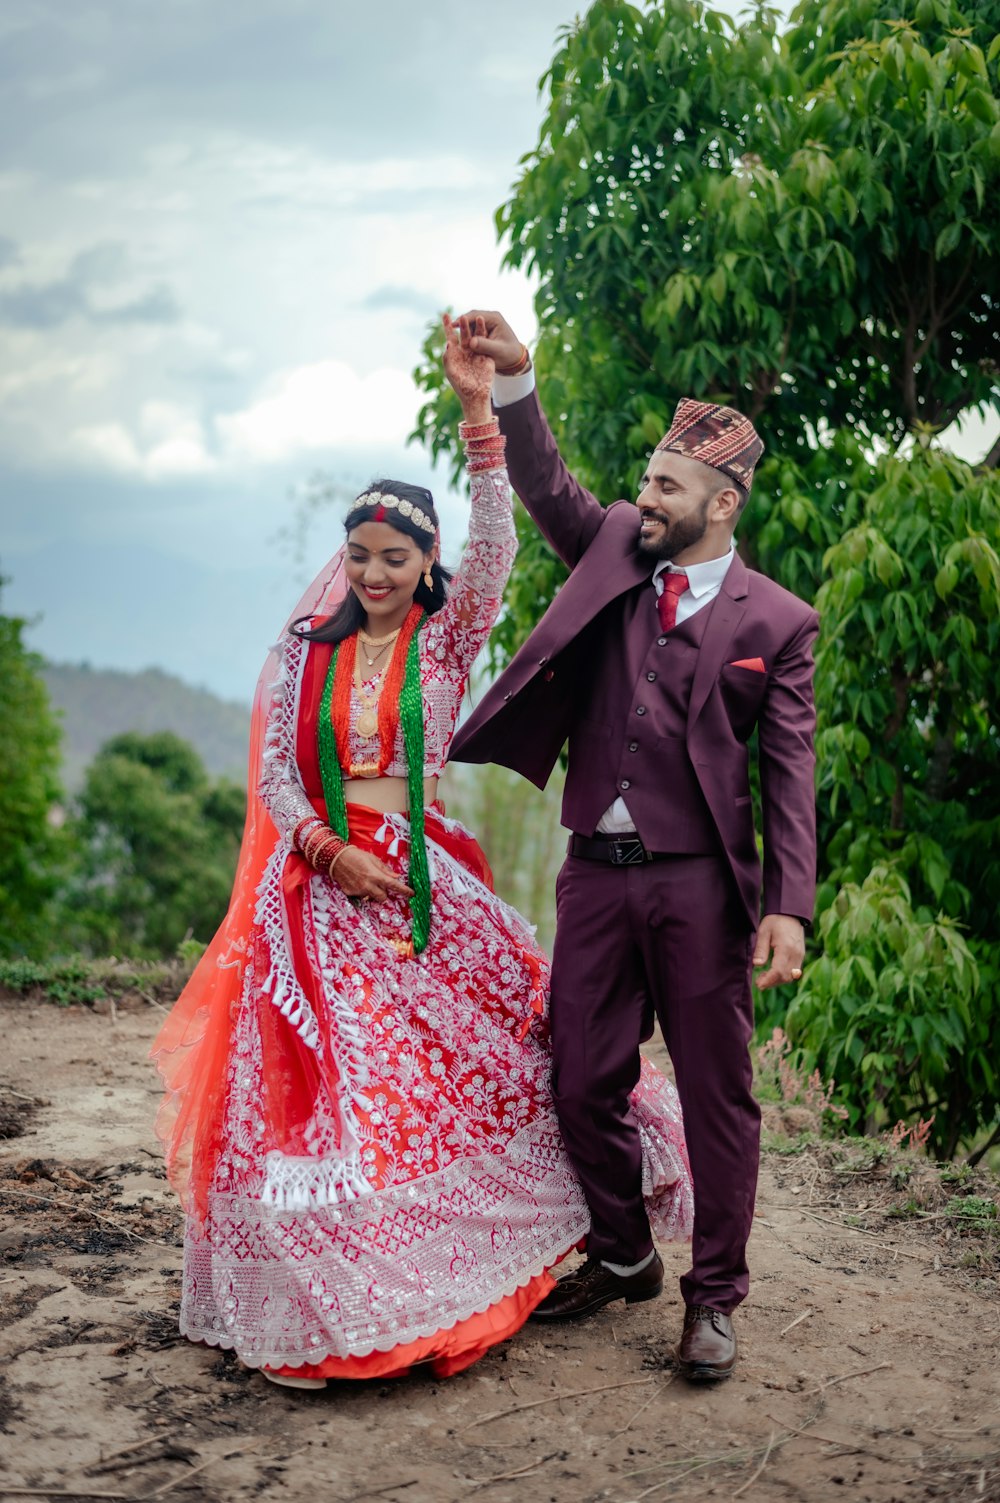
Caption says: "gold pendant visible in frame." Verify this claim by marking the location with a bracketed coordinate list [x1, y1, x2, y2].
[357, 707, 378, 739]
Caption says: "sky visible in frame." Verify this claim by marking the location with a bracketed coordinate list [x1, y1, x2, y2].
[2, 0, 996, 705]
[0, 0, 581, 701]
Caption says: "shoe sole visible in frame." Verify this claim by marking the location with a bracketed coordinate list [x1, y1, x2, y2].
[529, 1283, 663, 1323]
[677, 1359, 735, 1382]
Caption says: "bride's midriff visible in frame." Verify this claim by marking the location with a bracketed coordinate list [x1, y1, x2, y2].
[343, 775, 439, 814]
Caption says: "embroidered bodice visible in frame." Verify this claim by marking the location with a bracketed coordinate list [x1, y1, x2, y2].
[259, 466, 516, 839]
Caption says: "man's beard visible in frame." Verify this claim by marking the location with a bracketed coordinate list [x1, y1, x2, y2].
[636, 497, 711, 561]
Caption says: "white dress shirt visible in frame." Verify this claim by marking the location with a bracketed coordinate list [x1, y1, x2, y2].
[493, 367, 736, 837]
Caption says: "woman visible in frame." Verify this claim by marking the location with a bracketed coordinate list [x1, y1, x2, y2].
[151, 316, 693, 1386]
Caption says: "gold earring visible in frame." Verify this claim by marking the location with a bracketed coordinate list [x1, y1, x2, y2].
[424, 565, 434, 589]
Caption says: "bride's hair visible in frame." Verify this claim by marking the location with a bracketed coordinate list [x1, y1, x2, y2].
[292, 479, 452, 644]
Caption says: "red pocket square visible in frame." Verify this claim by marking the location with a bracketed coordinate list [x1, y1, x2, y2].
[729, 657, 766, 673]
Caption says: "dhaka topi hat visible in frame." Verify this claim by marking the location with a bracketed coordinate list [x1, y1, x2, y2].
[655, 398, 764, 494]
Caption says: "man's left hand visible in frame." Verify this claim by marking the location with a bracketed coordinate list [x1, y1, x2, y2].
[753, 914, 806, 990]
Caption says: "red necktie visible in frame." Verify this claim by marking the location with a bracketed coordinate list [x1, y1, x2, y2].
[656, 572, 689, 632]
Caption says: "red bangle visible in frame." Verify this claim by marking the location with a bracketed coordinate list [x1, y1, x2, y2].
[303, 826, 338, 866]
[293, 815, 324, 851]
[458, 419, 501, 440]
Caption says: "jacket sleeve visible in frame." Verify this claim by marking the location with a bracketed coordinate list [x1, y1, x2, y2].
[496, 389, 608, 570]
[758, 609, 820, 923]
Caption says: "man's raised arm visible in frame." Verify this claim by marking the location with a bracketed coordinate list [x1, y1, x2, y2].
[455, 311, 607, 570]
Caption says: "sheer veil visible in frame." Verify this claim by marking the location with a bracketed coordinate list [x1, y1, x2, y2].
[150, 546, 350, 1215]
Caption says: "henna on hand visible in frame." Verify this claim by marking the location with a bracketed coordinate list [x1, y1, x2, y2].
[442, 313, 495, 422]
[332, 846, 414, 903]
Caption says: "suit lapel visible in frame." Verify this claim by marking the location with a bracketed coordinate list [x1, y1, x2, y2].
[687, 553, 749, 732]
[516, 506, 649, 668]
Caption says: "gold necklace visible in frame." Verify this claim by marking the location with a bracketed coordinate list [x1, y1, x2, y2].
[359, 625, 402, 649]
[354, 654, 384, 740]
[359, 636, 394, 670]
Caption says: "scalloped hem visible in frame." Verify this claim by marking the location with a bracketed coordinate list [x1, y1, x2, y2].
[184, 1266, 562, 1380]
[272, 1272, 555, 1380]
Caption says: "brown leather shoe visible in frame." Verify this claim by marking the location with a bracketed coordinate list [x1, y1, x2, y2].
[676, 1304, 737, 1381]
[529, 1253, 664, 1323]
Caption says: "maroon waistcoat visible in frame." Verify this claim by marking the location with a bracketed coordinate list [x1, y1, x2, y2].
[563, 584, 721, 852]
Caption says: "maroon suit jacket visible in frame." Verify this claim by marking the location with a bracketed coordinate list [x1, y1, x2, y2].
[449, 390, 819, 930]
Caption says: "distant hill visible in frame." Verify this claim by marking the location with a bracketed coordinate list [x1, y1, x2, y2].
[42, 662, 250, 791]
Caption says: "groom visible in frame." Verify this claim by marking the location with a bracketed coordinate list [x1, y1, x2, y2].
[449, 311, 819, 1381]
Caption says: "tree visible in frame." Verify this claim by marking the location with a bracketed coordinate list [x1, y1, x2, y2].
[64, 731, 245, 958]
[0, 585, 64, 956]
[412, 0, 1000, 1156]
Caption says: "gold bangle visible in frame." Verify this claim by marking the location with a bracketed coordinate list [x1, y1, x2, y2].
[328, 845, 351, 879]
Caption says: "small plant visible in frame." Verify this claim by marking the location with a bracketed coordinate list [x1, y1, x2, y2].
[890, 1116, 936, 1152]
[944, 1195, 998, 1228]
[755, 1027, 849, 1128]
[176, 938, 207, 977]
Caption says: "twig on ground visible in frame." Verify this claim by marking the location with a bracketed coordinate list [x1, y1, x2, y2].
[928, 1424, 996, 1438]
[338, 1483, 419, 1503]
[461, 1376, 654, 1431]
[597, 1378, 673, 1450]
[785, 1208, 928, 1261]
[731, 1428, 776, 1499]
[0, 1086, 42, 1104]
[0, 1184, 169, 1249]
[466, 1452, 559, 1491]
[779, 1308, 814, 1337]
[141, 991, 169, 1014]
[801, 1361, 892, 1396]
[0, 1490, 132, 1499]
[84, 1436, 172, 1474]
[143, 1441, 259, 1498]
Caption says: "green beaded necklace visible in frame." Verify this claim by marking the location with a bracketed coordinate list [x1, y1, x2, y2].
[316, 616, 431, 955]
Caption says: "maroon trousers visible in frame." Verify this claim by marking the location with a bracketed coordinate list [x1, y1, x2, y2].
[549, 852, 759, 1313]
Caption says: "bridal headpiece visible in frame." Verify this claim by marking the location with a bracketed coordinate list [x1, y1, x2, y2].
[347, 490, 436, 536]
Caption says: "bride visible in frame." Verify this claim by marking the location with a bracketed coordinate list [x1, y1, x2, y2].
[151, 315, 693, 1386]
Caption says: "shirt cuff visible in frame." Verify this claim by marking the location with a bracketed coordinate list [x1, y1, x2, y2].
[492, 368, 536, 408]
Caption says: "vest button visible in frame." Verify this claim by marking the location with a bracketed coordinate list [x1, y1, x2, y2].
[629, 742, 638, 752]
[503, 692, 511, 701]
[646, 671, 657, 682]
[657, 636, 668, 646]
[620, 779, 631, 790]
[538, 656, 548, 666]
[635, 705, 646, 716]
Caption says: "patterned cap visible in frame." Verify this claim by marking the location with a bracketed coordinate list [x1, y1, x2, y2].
[655, 398, 763, 493]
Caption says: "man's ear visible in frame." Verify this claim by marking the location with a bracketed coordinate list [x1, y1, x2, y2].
[713, 485, 742, 525]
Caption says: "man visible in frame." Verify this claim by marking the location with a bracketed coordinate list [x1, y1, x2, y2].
[449, 311, 819, 1382]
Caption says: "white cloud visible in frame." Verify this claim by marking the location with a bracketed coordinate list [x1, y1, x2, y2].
[73, 402, 216, 479]
[214, 359, 419, 463]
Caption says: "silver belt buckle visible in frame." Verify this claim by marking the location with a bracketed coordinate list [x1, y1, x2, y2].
[610, 837, 647, 866]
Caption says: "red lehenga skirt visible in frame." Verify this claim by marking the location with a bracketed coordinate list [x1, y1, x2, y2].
[158, 804, 693, 1380]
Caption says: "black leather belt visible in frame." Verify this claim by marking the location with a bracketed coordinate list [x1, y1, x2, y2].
[568, 833, 662, 866]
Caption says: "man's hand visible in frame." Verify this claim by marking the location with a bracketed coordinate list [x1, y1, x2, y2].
[332, 847, 414, 903]
[753, 914, 806, 990]
[456, 309, 523, 371]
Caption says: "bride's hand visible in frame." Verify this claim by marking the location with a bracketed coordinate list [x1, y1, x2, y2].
[442, 312, 494, 421]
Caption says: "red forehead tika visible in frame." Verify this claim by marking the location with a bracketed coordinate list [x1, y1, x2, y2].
[373, 503, 387, 523]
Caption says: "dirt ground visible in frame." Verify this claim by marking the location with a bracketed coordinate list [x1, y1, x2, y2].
[1, 997, 998, 1503]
